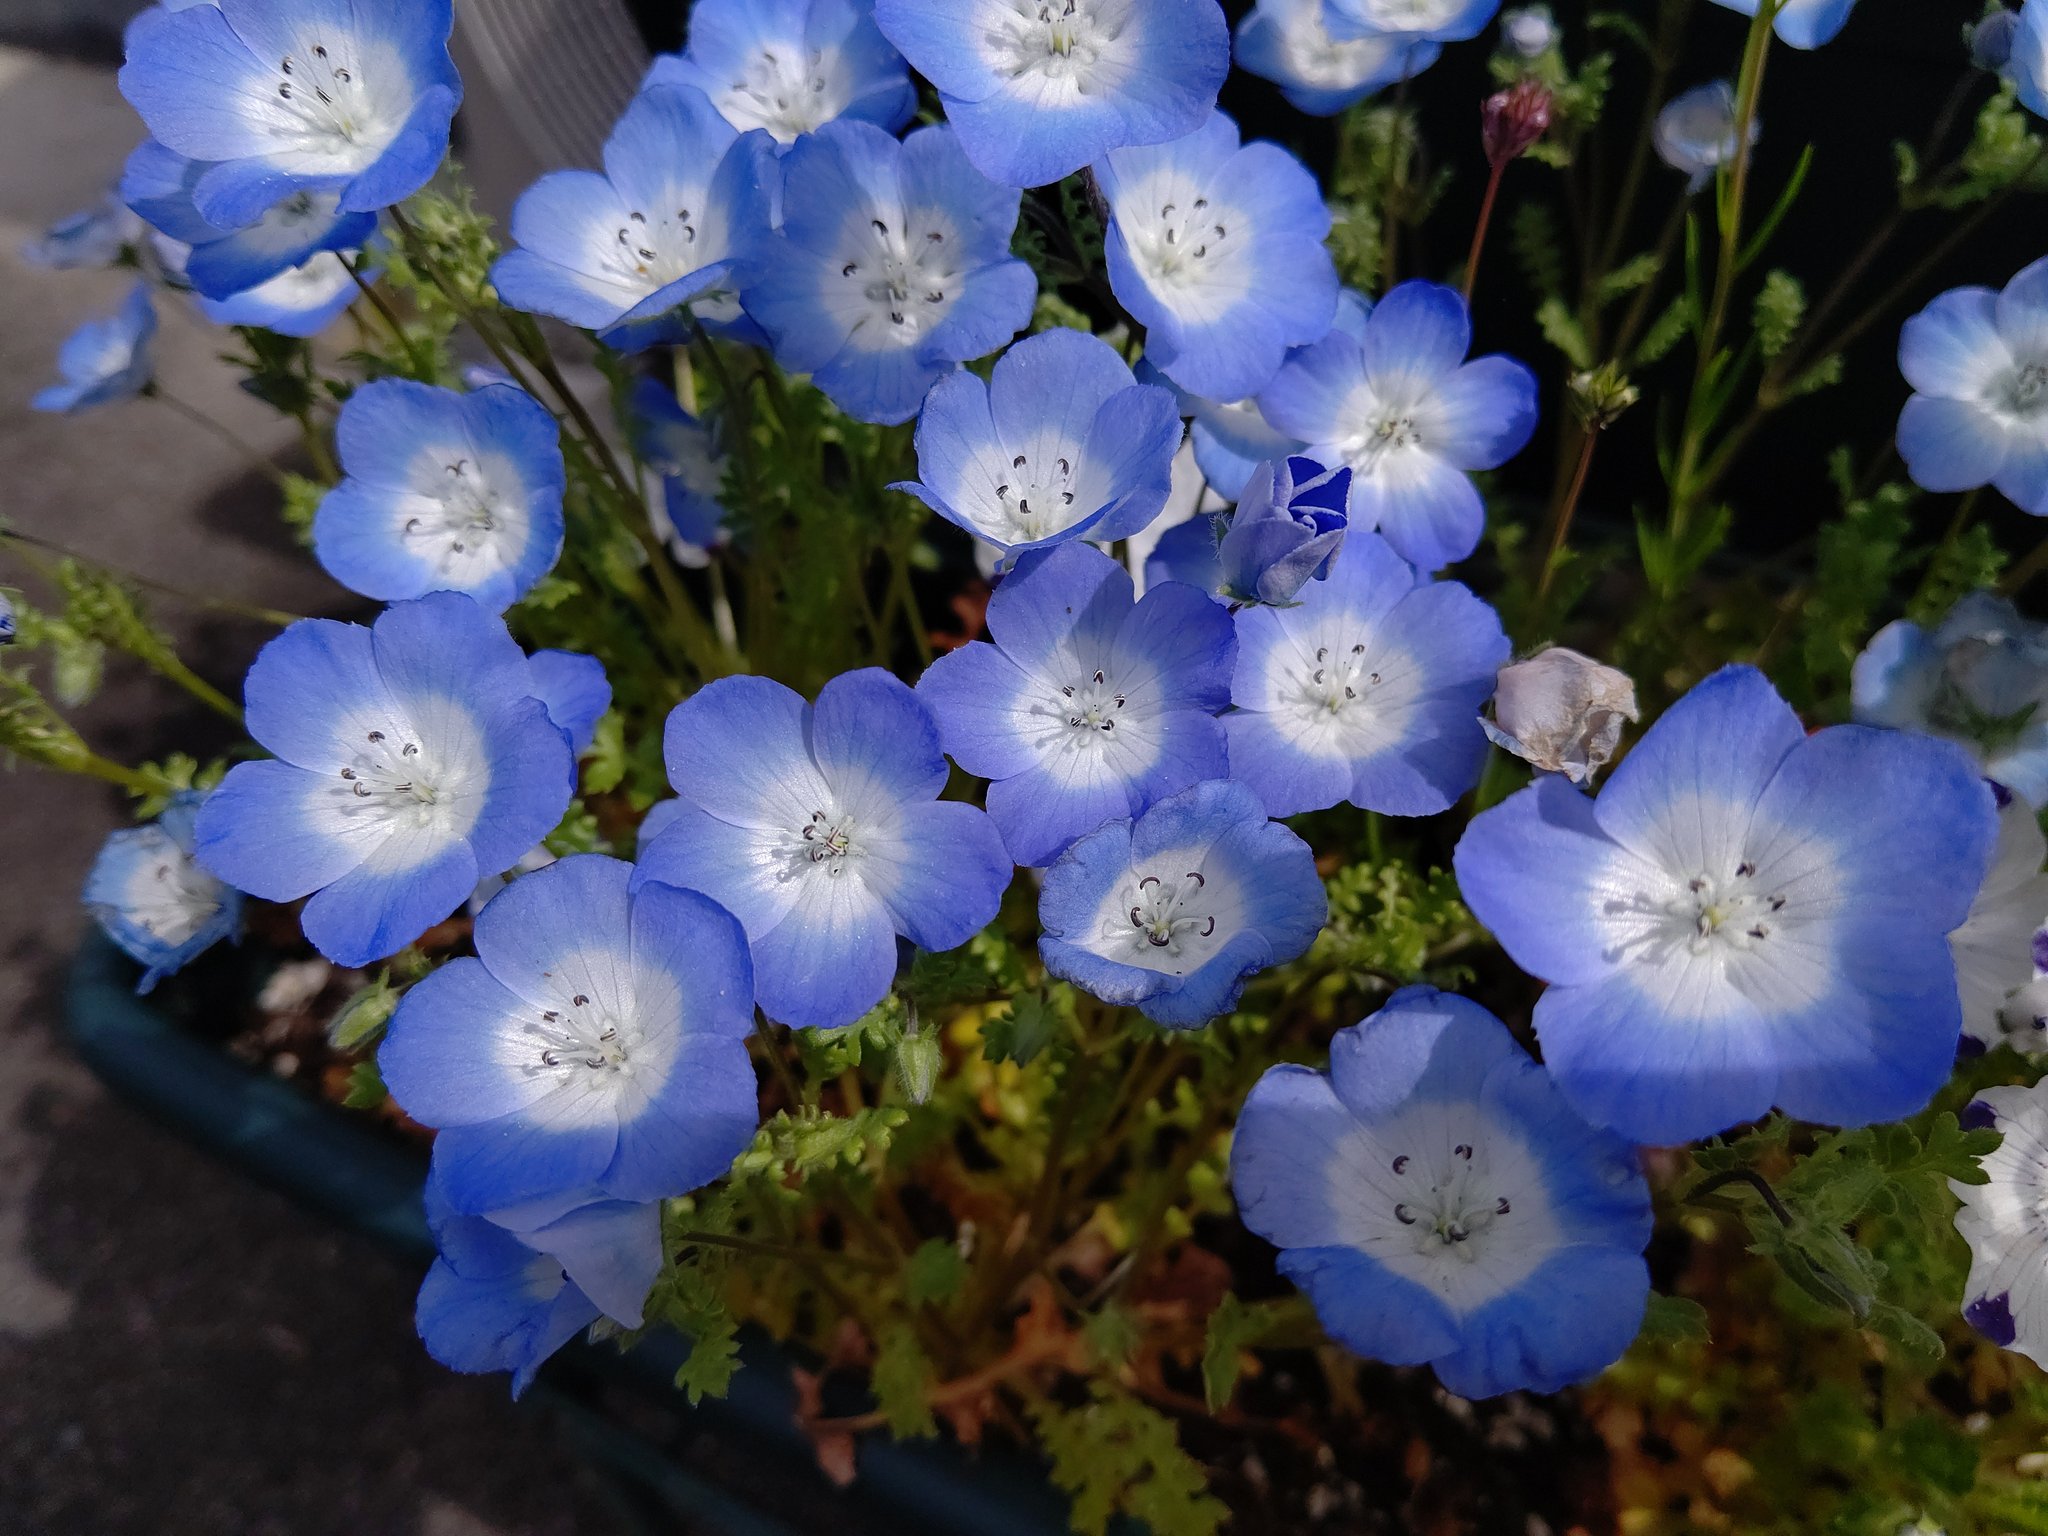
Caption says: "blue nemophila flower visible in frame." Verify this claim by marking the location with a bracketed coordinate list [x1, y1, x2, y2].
[896, 328, 1181, 559]
[1853, 591, 2048, 804]
[33, 282, 157, 415]
[118, 0, 461, 230]
[195, 593, 575, 969]
[1098, 111, 1338, 403]
[1236, 0, 1440, 115]
[646, 0, 914, 147]
[743, 120, 1036, 426]
[916, 542, 1234, 867]
[119, 137, 377, 301]
[200, 249, 364, 337]
[1145, 290, 1373, 501]
[1454, 665, 1998, 1145]
[380, 855, 758, 1212]
[1038, 778, 1324, 1027]
[313, 380, 566, 613]
[1951, 1080, 2048, 1367]
[493, 86, 775, 354]
[1705, 0, 1857, 49]
[1149, 455, 1351, 607]
[1896, 259, 2048, 515]
[83, 793, 242, 993]
[0, 592, 14, 644]
[639, 670, 1012, 1030]
[23, 191, 141, 270]
[1231, 986, 1652, 1399]
[872, 0, 1229, 190]
[1224, 530, 1507, 817]
[1975, 8, 2022, 76]
[1654, 82, 1758, 192]
[629, 377, 731, 561]
[1324, 0, 1500, 44]
[1259, 280, 1538, 571]
[416, 1176, 663, 1397]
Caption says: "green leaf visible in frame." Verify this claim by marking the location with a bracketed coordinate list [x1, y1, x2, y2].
[1752, 269, 1805, 360]
[982, 992, 1062, 1066]
[672, 1307, 742, 1404]
[1595, 250, 1663, 305]
[903, 1238, 967, 1307]
[1084, 1304, 1142, 1369]
[341, 1059, 387, 1109]
[1737, 145, 1816, 271]
[1509, 201, 1568, 301]
[1535, 296, 1594, 368]
[1637, 1292, 1711, 1345]
[1034, 1385, 1228, 1536]
[871, 1323, 937, 1438]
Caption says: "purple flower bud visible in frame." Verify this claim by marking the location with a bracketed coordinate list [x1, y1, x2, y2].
[1216, 456, 1352, 607]
[1972, 8, 2020, 74]
[1482, 80, 1553, 169]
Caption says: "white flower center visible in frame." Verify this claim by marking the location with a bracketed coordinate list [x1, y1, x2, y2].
[721, 44, 845, 143]
[1338, 390, 1429, 474]
[988, 0, 1129, 78]
[1343, 0, 1463, 30]
[792, 806, 861, 876]
[523, 989, 642, 1082]
[1999, 360, 2048, 420]
[1612, 858, 1790, 962]
[1290, 639, 1382, 716]
[1133, 194, 1235, 288]
[331, 726, 461, 829]
[1387, 1141, 1512, 1257]
[400, 455, 527, 580]
[990, 447, 1081, 541]
[606, 203, 704, 293]
[838, 212, 961, 345]
[1278, 7, 1410, 87]
[264, 39, 398, 166]
[120, 832, 223, 946]
[1056, 667, 1126, 743]
[1122, 869, 1216, 954]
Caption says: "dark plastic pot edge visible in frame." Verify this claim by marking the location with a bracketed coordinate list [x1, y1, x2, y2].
[61, 931, 1077, 1536]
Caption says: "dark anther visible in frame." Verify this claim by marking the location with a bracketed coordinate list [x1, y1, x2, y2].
[542, 1010, 559, 1022]
[1093, 670, 1105, 684]
[1352, 643, 1366, 655]
[1056, 457, 1070, 476]
[1316, 647, 1328, 662]
[1395, 1203, 1416, 1225]
[572, 994, 590, 1007]
[1737, 861, 1756, 878]
[1139, 875, 1161, 889]
[1497, 1198, 1511, 1215]
[367, 731, 385, 743]
[1013, 453, 1027, 468]
[1770, 895, 1786, 911]
[1454, 1144, 1473, 1160]
[1186, 871, 1205, 888]
[871, 218, 888, 235]
[841, 261, 858, 277]
[1061, 685, 1074, 697]
[1344, 687, 1356, 700]
[1147, 932, 1170, 947]
[1199, 916, 1215, 937]
[1129, 906, 1145, 925]
[1392, 1155, 1409, 1174]
[340, 768, 357, 780]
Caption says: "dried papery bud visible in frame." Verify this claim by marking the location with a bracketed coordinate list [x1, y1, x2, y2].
[1568, 363, 1641, 432]
[1483, 80, 1554, 169]
[1483, 648, 1640, 785]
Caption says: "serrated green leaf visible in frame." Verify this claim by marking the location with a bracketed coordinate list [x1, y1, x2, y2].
[982, 992, 1062, 1065]
[341, 1059, 387, 1109]
[871, 1323, 937, 1438]
[1035, 1385, 1227, 1536]
[1637, 1292, 1711, 1344]
[903, 1238, 967, 1307]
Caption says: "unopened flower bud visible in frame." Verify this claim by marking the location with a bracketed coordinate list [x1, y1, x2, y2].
[1483, 648, 1639, 785]
[1483, 80, 1554, 169]
[892, 1015, 942, 1106]
[1568, 363, 1641, 432]
[1972, 9, 2020, 74]
[1655, 81, 1758, 192]
[1501, 6, 1558, 59]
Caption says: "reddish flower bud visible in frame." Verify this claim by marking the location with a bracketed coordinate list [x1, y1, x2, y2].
[1482, 80, 1554, 169]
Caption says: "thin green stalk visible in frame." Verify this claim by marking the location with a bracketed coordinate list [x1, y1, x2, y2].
[0, 529, 303, 627]
[342, 253, 434, 378]
[1667, 1, 1775, 532]
[147, 389, 288, 489]
[1535, 424, 1601, 603]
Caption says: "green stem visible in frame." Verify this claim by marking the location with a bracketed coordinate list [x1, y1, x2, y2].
[672, 1228, 893, 1275]
[1535, 425, 1601, 603]
[1461, 157, 1508, 306]
[342, 253, 434, 379]
[2002, 530, 2048, 596]
[147, 390, 287, 489]
[0, 529, 303, 627]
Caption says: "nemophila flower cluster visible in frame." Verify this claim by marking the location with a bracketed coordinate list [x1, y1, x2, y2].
[28, 0, 2048, 1524]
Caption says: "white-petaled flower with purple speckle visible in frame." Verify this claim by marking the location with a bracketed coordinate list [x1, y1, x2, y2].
[1954, 796, 2048, 1055]
[1952, 1079, 2048, 1363]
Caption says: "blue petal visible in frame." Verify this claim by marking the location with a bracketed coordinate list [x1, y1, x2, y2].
[1898, 286, 2007, 398]
[1229, 1063, 1360, 1248]
[1590, 665, 1804, 875]
[811, 667, 950, 813]
[914, 642, 1041, 780]
[1453, 776, 1639, 989]
[1432, 1248, 1649, 1398]
[526, 650, 611, 757]
[194, 758, 366, 901]
[1349, 448, 1486, 572]
[609, 1035, 759, 1201]
[431, 1073, 622, 1215]
[1898, 394, 2009, 495]
[512, 1198, 663, 1327]
[299, 835, 479, 968]
[1279, 1245, 1462, 1368]
[337, 84, 462, 213]
[379, 958, 564, 1127]
[863, 800, 1012, 952]
[1362, 281, 1471, 395]
[1423, 356, 1539, 470]
[751, 872, 900, 1029]
[635, 807, 806, 939]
